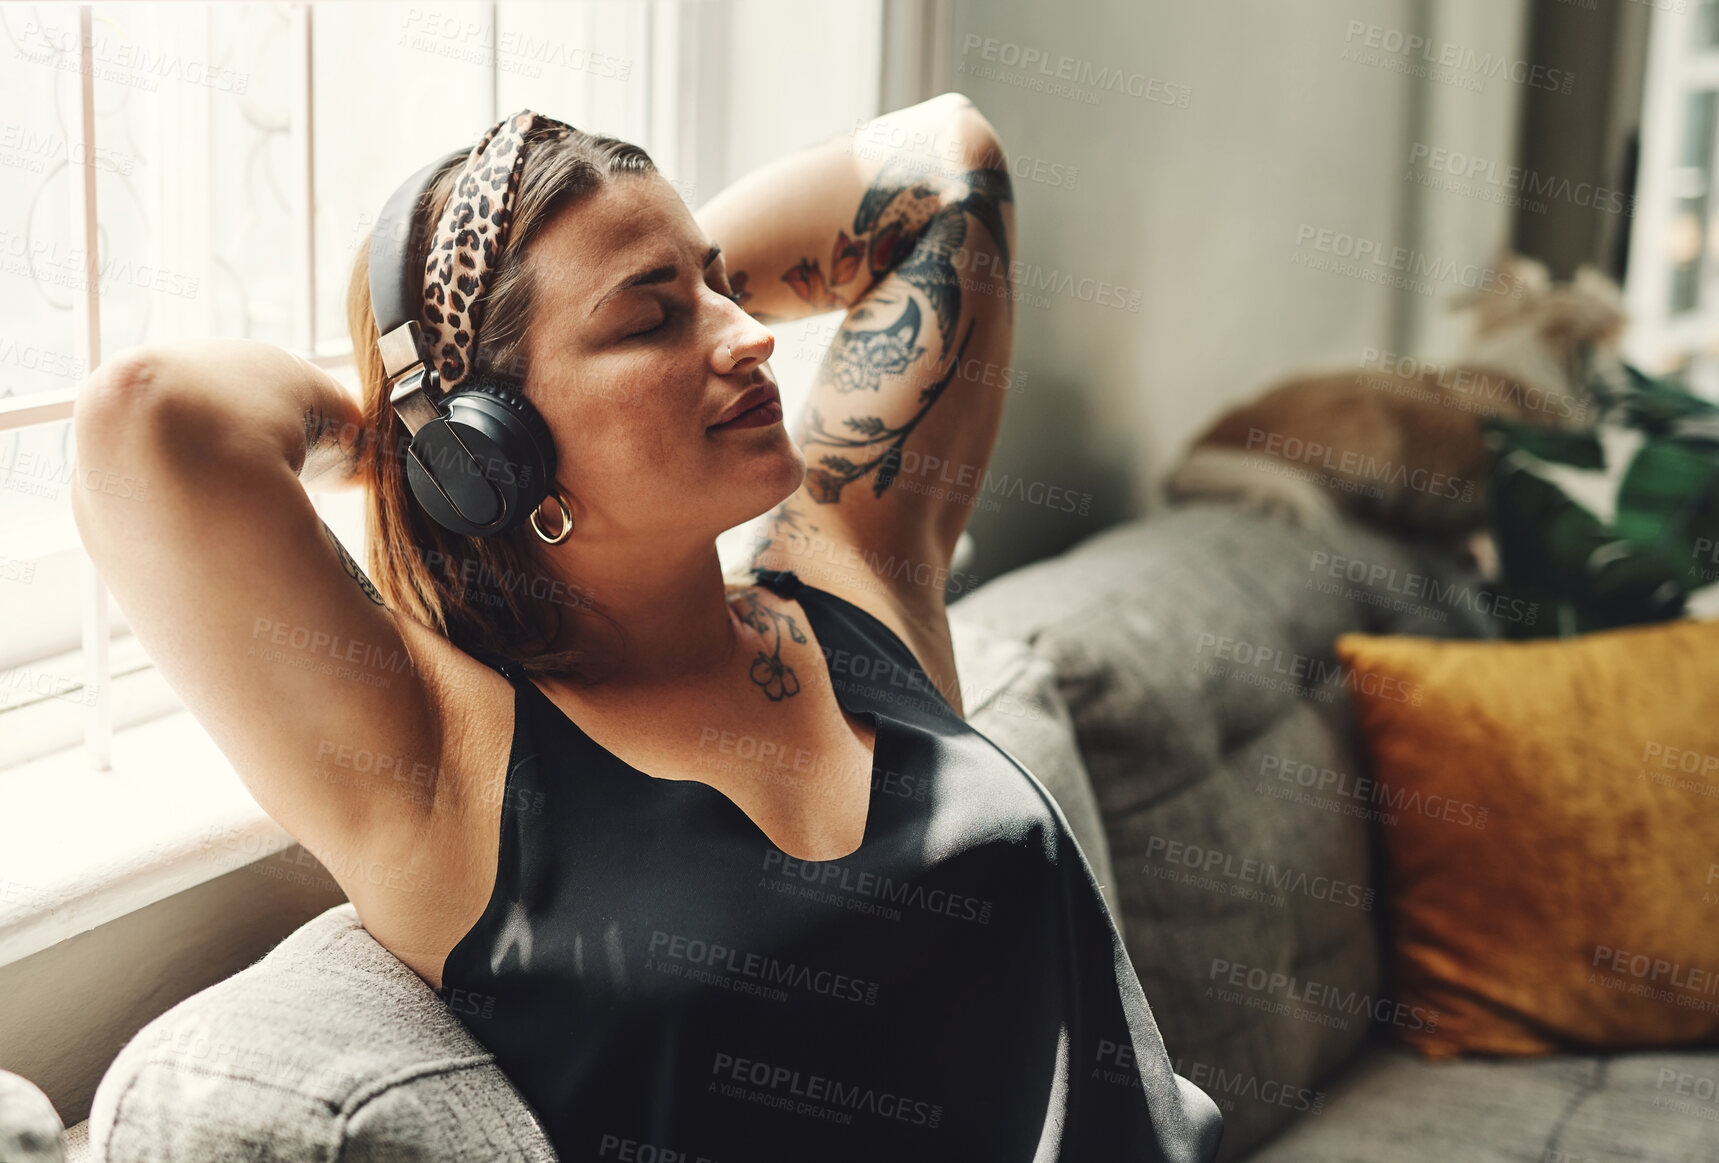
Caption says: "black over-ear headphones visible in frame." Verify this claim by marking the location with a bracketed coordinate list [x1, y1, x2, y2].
[367, 149, 558, 538]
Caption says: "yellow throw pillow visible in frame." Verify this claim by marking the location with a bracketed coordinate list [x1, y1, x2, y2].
[1334, 618, 1719, 1058]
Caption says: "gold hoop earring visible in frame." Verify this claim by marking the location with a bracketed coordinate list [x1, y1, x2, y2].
[529, 489, 573, 545]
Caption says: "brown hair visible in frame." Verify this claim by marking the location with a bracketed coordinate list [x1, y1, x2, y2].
[345, 122, 656, 684]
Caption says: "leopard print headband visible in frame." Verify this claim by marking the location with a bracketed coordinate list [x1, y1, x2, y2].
[422, 109, 574, 392]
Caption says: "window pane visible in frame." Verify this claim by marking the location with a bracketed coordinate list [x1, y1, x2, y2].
[311, 1, 495, 352]
[69, 3, 300, 350]
[1670, 89, 1716, 315]
[206, 2, 298, 346]
[1, 7, 99, 669]
[0, 4, 86, 400]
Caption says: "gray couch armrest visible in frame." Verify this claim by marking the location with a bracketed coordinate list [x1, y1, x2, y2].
[88, 903, 555, 1162]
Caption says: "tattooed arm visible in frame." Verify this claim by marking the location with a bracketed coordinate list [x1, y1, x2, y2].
[696, 94, 1017, 617]
[694, 92, 1003, 323]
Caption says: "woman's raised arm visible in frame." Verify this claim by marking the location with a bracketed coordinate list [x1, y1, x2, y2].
[70, 341, 479, 899]
[694, 92, 1004, 324]
[696, 93, 1018, 627]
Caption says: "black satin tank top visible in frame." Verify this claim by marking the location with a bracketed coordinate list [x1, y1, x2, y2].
[439, 566, 1222, 1162]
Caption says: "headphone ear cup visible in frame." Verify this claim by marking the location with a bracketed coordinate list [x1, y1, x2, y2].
[405, 374, 558, 537]
[462, 374, 559, 498]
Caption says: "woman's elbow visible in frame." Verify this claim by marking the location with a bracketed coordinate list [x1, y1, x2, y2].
[929, 92, 1005, 168]
[73, 346, 168, 444]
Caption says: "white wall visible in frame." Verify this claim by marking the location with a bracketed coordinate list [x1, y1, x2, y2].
[949, 0, 1528, 579]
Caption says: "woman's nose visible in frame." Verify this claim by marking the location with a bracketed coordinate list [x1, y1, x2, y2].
[719, 324, 774, 374]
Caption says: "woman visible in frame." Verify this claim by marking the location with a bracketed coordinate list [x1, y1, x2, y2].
[70, 95, 1221, 1161]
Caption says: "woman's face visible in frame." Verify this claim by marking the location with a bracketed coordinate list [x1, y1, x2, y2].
[519, 171, 803, 548]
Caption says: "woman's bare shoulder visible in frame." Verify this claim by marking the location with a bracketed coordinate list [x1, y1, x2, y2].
[741, 522, 964, 720]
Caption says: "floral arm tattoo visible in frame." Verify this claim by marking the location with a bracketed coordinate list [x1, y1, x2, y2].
[731, 156, 1013, 506]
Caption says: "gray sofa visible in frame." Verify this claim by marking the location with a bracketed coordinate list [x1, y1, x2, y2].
[51, 503, 1719, 1160]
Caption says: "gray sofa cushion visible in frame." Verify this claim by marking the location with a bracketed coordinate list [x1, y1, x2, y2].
[1245, 1042, 1719, 1162]
[88, 902, 554, 1162]
[951, 615, 1121, 924]
[949, 503, 1495, 1158]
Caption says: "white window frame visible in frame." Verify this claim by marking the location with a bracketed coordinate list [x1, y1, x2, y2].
[1624, 0, 1719, 397]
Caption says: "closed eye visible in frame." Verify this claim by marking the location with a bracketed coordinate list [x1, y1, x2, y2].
[625, 311, 671, 340]
[623, 274, 736, 340]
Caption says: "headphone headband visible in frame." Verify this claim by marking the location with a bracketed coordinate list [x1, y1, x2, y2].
[368, 149, 465, 377]
[364, 114, 569, 539]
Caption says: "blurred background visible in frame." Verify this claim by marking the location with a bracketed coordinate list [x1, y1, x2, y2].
[0, 0, 1705, 1130]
